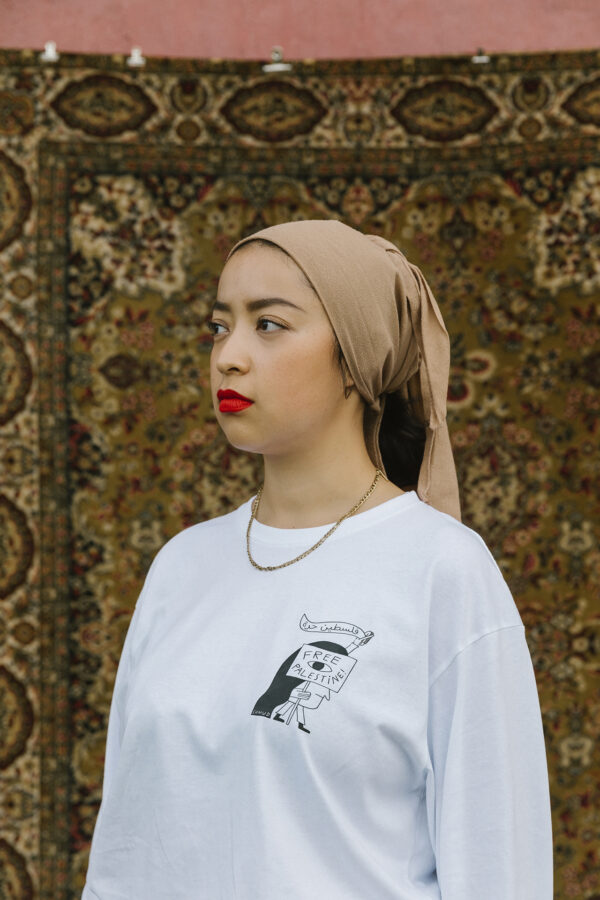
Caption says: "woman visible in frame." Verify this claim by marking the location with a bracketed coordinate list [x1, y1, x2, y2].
[82, 219, 553, 899]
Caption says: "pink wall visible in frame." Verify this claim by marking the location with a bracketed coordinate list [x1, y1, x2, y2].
[2, 0, 600, 60]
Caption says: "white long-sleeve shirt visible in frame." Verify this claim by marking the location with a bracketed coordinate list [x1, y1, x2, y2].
[82, 490, 553, 899]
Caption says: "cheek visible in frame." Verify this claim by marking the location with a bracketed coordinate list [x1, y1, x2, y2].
[270, 337, 340, 404]
[208, 352, 218, 389]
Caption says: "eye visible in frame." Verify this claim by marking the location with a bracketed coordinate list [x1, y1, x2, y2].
[257, 317, 285, 333]
[206, 317, 286, 337]
[308, 661, 332, 672]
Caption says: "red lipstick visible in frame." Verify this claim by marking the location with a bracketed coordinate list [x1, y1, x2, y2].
[217, 389, 254, 413]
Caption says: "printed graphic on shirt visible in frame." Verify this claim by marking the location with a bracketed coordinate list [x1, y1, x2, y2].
[251, 613, 374, 734]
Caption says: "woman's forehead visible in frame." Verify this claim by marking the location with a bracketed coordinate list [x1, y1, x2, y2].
[219, 241, 319, 302]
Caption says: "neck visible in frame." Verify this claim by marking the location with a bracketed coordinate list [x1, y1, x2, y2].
[255, 439, 397, 529]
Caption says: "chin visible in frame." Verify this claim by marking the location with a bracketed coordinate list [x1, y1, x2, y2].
[218, 411, 326, 457]
[221, 431, 290, 458]
[217, 424, 263, 454]
[226, 438, 262, 454]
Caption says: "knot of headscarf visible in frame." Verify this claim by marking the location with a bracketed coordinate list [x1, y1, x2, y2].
[225, 219, 461, 521]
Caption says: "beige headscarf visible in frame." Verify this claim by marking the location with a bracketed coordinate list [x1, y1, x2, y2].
[226, 219, 462, 522]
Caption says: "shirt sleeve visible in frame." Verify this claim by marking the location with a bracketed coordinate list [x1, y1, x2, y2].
[97, 602, 139, 803]
[426, 624, 553, 899]
[85, 549, 163, 870]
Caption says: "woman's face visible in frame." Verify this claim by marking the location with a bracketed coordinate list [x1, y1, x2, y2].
[209, 243, 354, 458]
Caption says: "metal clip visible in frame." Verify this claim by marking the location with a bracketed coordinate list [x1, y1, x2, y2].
[471, 48, 491, 64]
[262, 46, 293, 73]
[40, 41, 59, 63]
[126, 47, 146, 67]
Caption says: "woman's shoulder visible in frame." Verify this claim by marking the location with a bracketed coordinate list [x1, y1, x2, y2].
[149, 496, 253, 565]
[410, 502, 523, 656]
[397, 493, 499, 566]
[415, 501, 513, 596]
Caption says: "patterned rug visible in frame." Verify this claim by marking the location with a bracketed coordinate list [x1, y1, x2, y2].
[0, 47, 599, 898]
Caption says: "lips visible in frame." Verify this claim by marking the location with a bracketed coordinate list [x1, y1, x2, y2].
[217, 389, 254, 413]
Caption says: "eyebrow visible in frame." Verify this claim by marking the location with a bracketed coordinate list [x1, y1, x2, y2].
[211, 297, 306, 314]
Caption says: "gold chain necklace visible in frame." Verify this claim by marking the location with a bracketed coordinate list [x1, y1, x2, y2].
[246, 469, 384, 572]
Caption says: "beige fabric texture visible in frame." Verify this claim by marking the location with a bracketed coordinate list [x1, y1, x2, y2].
[226, 218, 462, 522]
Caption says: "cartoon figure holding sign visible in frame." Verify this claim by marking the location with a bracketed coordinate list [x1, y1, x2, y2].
[251, 613, 374, 734]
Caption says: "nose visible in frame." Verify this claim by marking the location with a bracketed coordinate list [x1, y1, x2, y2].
[212, 324, 251, 375]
